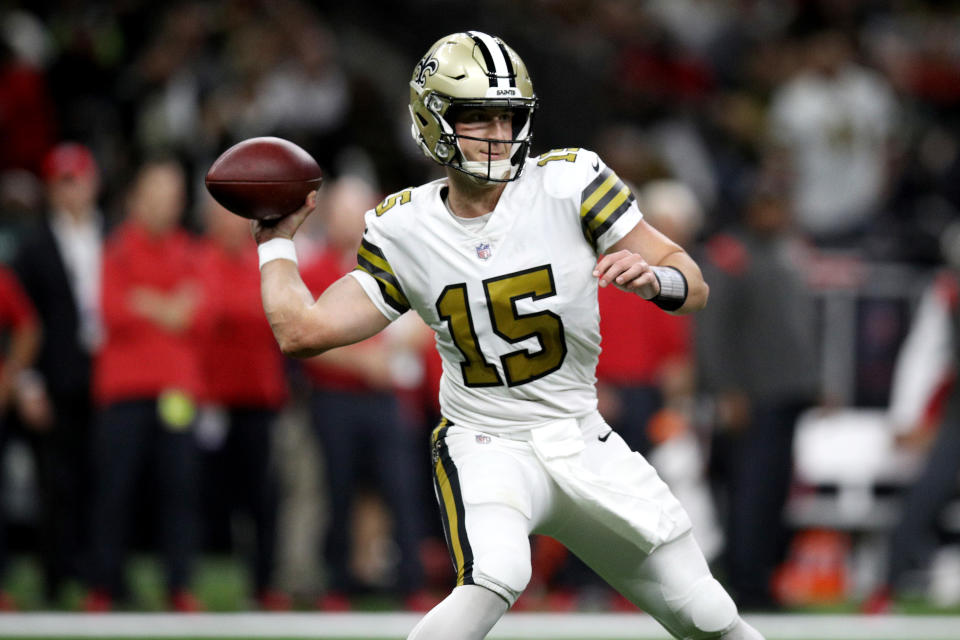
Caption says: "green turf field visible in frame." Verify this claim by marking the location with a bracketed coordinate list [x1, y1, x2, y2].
[3, 555, 960, 640]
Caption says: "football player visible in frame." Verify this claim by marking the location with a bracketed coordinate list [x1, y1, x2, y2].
[254, 31, 764, 640]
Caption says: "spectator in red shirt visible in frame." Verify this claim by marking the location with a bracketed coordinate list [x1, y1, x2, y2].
[0, 265, 43, 610]
[299, 176, 431, 611]
[86, 159, 208, 612]
[0, 39, 57, 175]
[597, 272, 693, 451]
[597, 180, 702, 456]
[601, 178, 723, 576]
[195, 196, 289, 610]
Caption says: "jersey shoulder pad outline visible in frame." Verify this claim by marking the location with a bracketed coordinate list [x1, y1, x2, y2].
[534, 147, 604, 199]
[365, 179, 442, 236]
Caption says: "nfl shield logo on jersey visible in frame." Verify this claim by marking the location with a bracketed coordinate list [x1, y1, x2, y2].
[475, 242, 492, 261]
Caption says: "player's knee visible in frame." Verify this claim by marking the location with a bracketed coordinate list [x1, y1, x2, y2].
[719, 617, 765, 640]
[670, 576, 739, 639]
[473, 547, 531, 604]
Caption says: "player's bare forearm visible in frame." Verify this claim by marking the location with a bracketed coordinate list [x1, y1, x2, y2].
[602, 220, 708, 315]
[261, 264, 390, 358]
[255, 188, 388, 356]
[656, 249, 709, 314]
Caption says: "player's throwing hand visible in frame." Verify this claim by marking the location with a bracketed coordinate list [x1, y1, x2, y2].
[251, 189, 320, 245]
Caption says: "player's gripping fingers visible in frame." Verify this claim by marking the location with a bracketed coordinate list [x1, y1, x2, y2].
[252, 189, 319, 244]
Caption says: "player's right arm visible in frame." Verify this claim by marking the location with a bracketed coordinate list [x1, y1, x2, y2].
[254, 191, 391, 358]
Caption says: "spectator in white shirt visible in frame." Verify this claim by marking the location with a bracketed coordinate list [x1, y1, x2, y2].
[768, 29, 898, 246]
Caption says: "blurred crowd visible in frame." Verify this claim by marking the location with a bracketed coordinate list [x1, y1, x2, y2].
[0, 0, 959, 614]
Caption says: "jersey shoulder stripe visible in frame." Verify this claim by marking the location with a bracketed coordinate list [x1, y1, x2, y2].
[355, 236, 410, 313]
[580, 166, 635, 249]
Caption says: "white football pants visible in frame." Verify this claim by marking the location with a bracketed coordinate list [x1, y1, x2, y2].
[422, 416, 762, 639]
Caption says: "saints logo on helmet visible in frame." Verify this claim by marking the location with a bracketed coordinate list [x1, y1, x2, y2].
[409, 31, 538, 183]
[413, 57, 439, 88]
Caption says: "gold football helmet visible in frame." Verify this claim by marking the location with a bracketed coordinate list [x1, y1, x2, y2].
[409, 31, 538, 183]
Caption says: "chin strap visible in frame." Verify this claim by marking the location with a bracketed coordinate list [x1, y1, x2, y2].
[459, 158, 514, 182]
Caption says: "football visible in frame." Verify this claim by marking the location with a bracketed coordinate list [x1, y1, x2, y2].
[205, 137, 323, 221]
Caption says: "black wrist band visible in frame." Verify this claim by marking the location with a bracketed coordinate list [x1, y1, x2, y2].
[650, 266, 688, 311]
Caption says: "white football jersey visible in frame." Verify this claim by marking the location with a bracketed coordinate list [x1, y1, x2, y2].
[349, 148, 642, 435]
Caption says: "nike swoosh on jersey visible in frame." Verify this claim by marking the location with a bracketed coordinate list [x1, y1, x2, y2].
[592, 159, 600, 172]
[598, 430, 613, 442]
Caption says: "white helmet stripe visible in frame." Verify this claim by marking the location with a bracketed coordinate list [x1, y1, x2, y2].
[467, 31, 511, 88]
[496, 40, 518, 87]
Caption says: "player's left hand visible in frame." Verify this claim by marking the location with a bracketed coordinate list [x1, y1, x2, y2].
[593, 250, 660, 299]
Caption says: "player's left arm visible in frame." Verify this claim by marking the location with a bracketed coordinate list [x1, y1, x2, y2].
[594, 219, 708, 315]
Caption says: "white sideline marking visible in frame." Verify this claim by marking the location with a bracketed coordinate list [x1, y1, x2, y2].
[0, 612, 958, 638]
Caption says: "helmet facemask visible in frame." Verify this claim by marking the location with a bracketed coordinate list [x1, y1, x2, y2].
[425, 99, 536, 183]
[409, 32, 538, 184]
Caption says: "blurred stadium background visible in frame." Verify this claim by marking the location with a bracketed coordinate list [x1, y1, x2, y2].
[2, 0, 960, 638]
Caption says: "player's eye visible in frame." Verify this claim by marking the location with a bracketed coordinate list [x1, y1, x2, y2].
[460, 111, 488, 123]
[457, 109, 512, 125]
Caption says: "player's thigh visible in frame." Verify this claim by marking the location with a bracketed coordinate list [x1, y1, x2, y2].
[563, 526, 737, 639]
[554, 427, 735, 639]
[432, 426, 544, 604]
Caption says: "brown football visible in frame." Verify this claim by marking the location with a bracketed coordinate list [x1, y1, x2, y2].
[205, 137, 322, 221]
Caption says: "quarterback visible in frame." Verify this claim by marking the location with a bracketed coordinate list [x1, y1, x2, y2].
[255, 32, 764, 640]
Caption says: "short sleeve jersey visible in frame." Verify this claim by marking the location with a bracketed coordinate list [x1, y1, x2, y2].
[349, 148, 642, 435]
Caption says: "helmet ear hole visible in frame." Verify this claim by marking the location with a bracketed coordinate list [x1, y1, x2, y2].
[436, 143, 454, 160]
[416, 112, 429, 127]
[426, 94, 446, 113]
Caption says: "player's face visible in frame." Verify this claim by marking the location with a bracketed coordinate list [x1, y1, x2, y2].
[454, 108, 514, 162]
